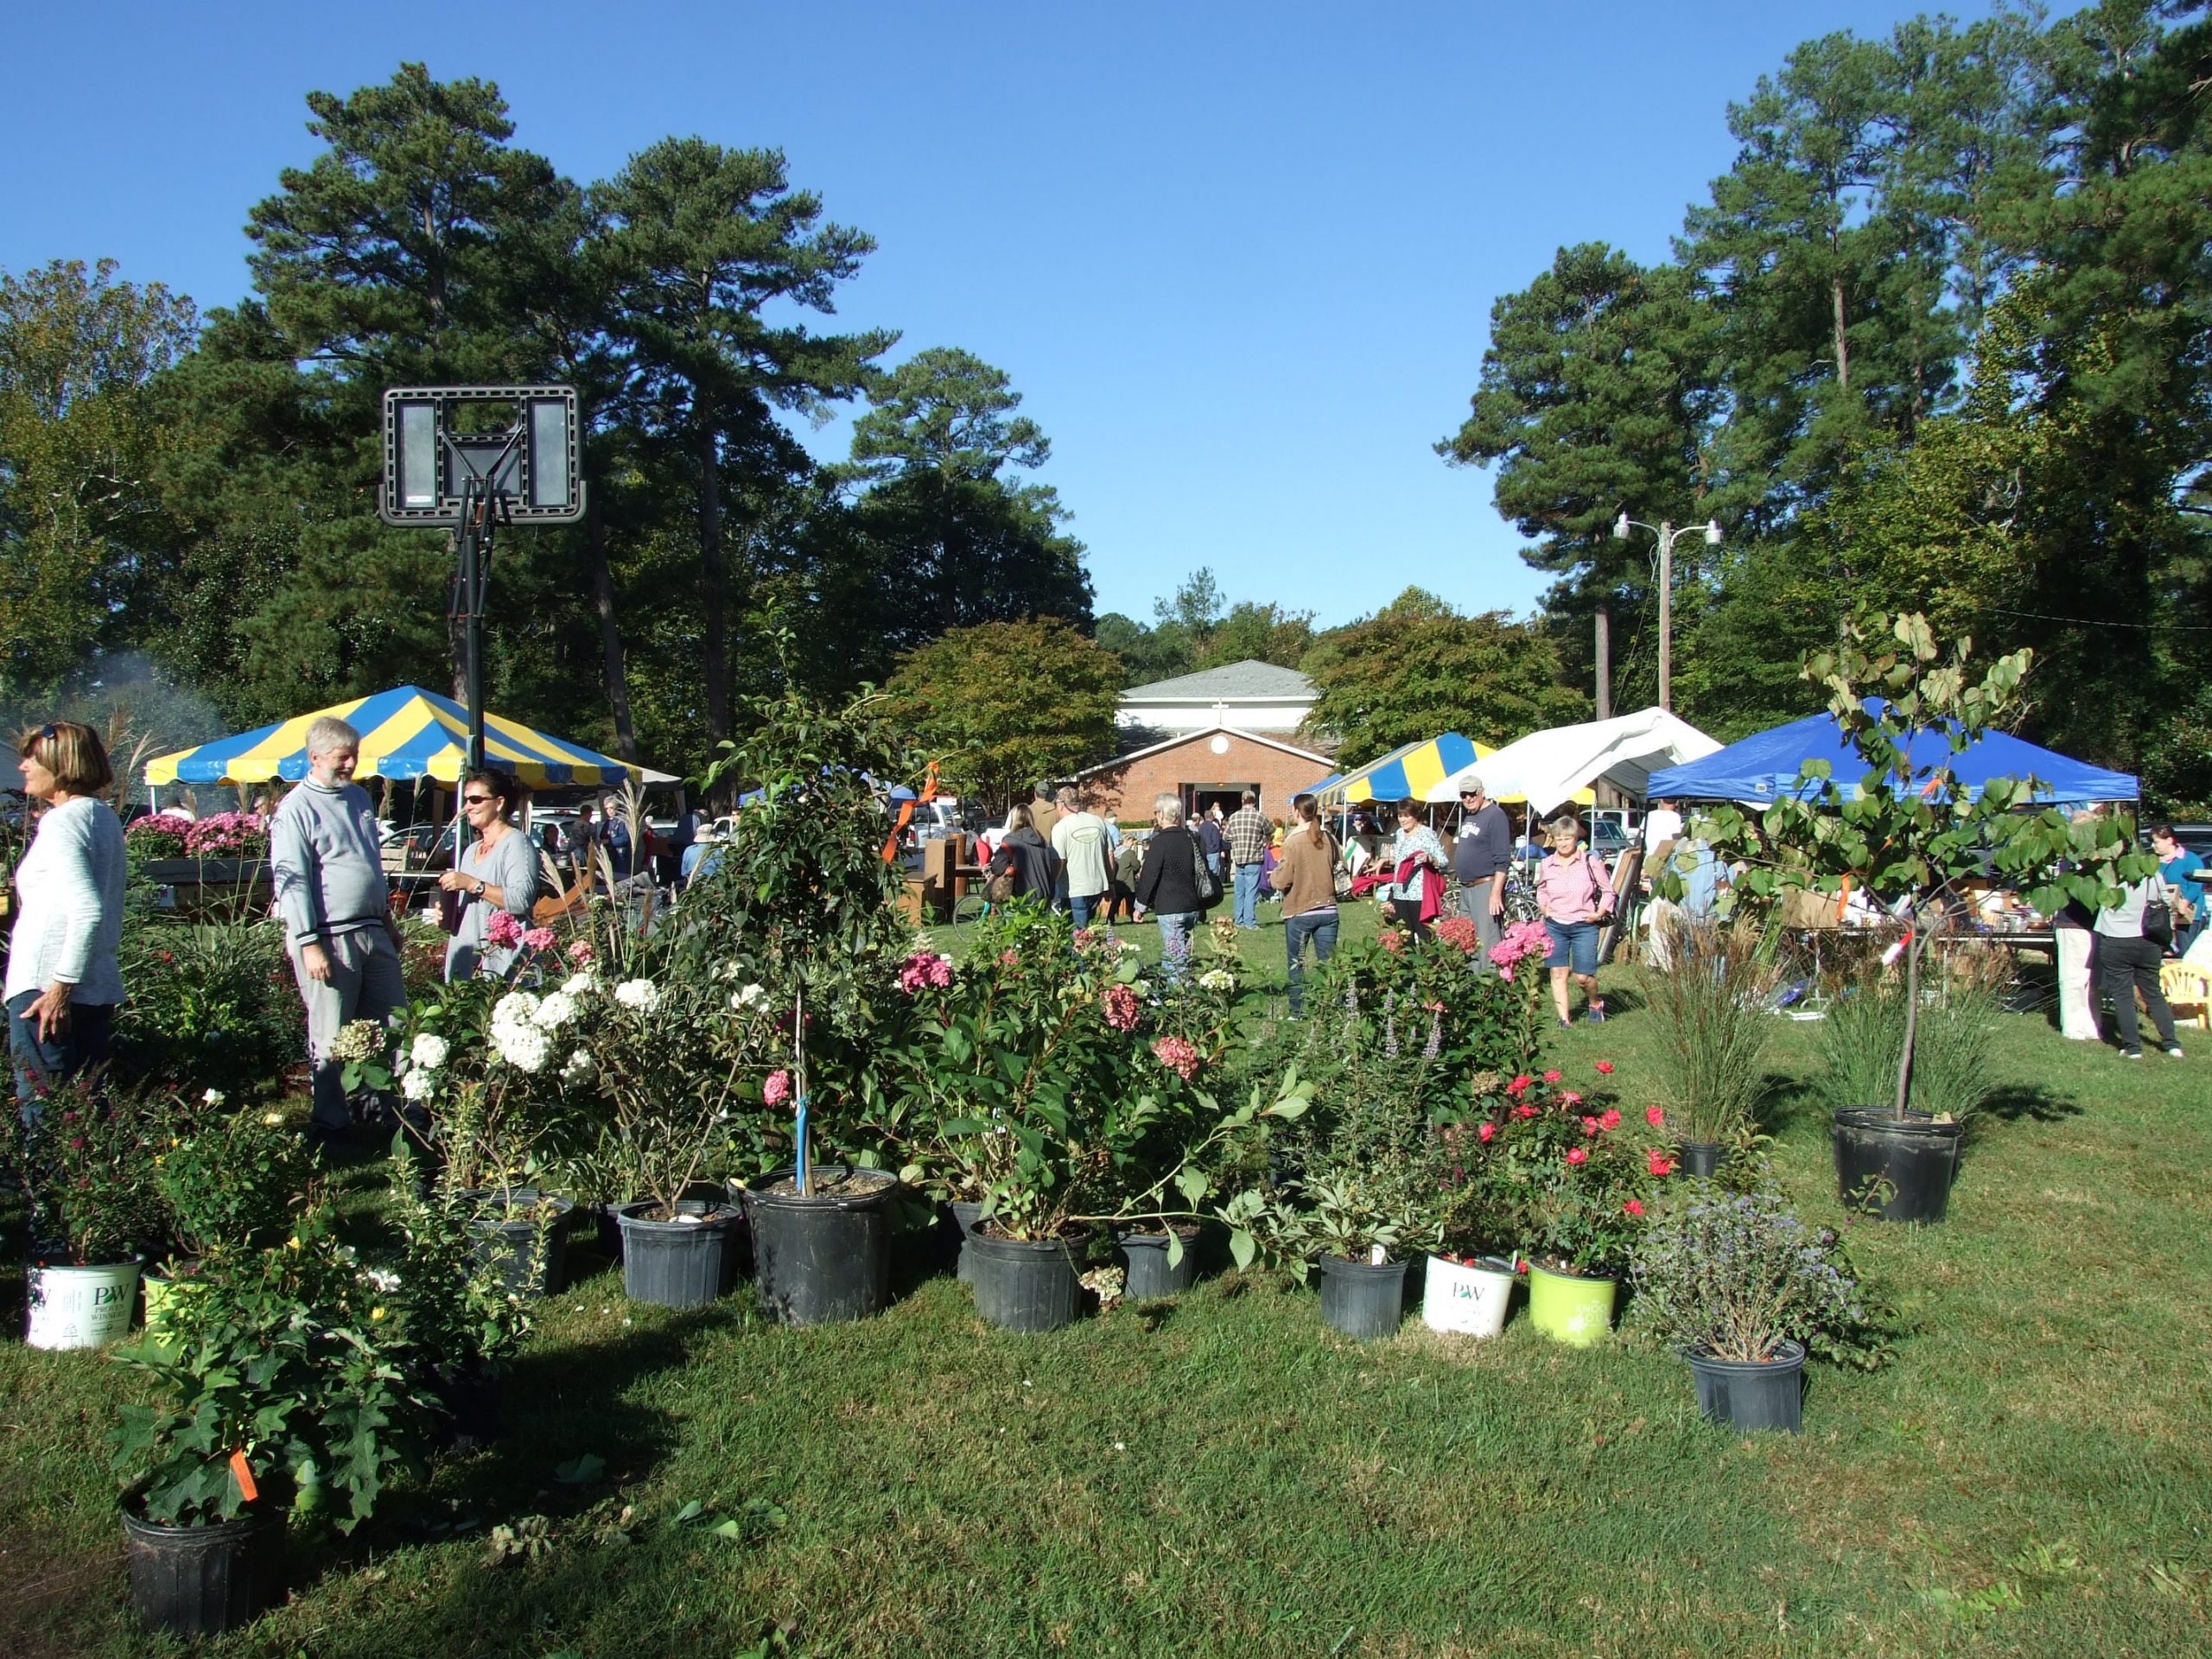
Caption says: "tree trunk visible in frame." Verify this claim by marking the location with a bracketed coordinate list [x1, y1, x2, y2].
[1893, 923, 1922, 1118]
[1593, 601, 1612, 721]
[586, 498, 639, 762]
[696, 424, 730, 744]
[1832, 275, 1850, 394]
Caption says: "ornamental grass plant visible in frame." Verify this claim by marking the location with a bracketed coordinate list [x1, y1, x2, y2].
[1633, 912, 1783, 1144]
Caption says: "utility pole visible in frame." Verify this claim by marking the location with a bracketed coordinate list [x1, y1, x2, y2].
[1613, 512, 1721, 714]
[1593, 602, 1611, 721]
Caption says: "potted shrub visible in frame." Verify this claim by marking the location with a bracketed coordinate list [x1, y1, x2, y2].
[893, 906, 1301, 1331]
[111, 1210, 438, 1635]
[145, 1092, 311, 1335]
[1629, 1177, 1885, 1433]
[1, 1074, 160, 1350]
[395, 980, 582, 1300]
[1236, 917, 1558, 1341]
[1634, 912, 1783, 1176]
[1688, 613, 2152, 1222]
[1476, 1064, 1666, 1346]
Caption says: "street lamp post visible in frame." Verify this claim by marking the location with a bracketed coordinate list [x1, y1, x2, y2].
[1612, 512, 1721, 713]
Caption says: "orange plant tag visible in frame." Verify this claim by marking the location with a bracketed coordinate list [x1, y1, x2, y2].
[229, 1448, 259, 1503]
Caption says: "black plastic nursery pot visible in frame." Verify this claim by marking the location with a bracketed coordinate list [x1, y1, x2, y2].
[1117, 1228, 1202, 1299]
[462, 1188, 574, 1300]
[1685, 1339, 1807, 1434]
[739, 1166, 899, 1326]
[614, 1200, 743, 1308]
[1832, 1108, 1963, 1224]
[1316, 1255, 1409, 1340]
[946, 1200, 985, 1281]
[123, 1504, 283, 1637]
[965, 1230, 1084, 1332]
[1677, 1141, 1729, 1179]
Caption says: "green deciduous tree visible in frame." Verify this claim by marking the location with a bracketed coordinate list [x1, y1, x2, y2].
[0, 258, 198, 692]
[884, 618, 1122, 810]
[1300, 588, 1584, 765]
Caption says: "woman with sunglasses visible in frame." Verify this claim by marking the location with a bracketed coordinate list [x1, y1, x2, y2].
[7, 721, 125, 1106]
[437, 767, 539, 981]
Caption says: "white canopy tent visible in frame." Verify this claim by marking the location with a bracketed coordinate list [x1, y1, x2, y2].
[1425, 708, 1721, 815]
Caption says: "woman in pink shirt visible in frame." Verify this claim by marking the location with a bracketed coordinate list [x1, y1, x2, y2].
[1536, 814, 1615, 1027]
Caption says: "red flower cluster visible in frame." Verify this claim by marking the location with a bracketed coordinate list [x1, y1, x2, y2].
[1649, 1151, 1675, 1177]
[1566, 1146, 1589, 1166]
[1595, 1061, 1615, 1075]
[897, 950, 955, 995]
[1378, 931, 1406, 955]
[1645, 1105, 1665, 1127]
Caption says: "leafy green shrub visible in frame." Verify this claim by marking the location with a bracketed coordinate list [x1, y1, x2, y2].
[0, 1074, 166, 1264]
[116, 920, 296, 1098]
[153, 1096, 313, 1258]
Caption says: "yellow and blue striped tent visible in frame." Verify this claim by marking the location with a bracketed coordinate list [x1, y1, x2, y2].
[1304, 735, 1497, 809]
[145, 686, 650, 789]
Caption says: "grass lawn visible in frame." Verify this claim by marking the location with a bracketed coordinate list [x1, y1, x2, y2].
[5, 900, 2210, 1656]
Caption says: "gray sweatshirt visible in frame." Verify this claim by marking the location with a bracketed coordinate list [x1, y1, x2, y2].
[269, 779, 390, 949]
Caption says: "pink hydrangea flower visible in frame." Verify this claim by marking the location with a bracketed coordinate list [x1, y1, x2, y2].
[486, 911, 524, 949]
[1151, 1035, 1200, 1081]
[1102, 983, 1141, 1032]
[764, 1070, 791, 1106]
[897, 950, 955, 994]
[520, 926, 557, 952]
[568, 939, 596, 964]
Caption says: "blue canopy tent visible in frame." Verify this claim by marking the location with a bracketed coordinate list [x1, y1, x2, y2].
[1644, 708, 2138, 804]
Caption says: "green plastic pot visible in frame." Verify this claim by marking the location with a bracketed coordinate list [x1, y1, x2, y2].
[1526, 1262, 1618, 1346]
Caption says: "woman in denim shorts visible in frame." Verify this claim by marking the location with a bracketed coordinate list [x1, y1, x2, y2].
[1535, 815, 1615, 1027]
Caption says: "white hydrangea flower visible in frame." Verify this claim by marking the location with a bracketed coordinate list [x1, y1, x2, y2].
[401, 1067, 437, 1102]
[410, 1033, 449, 1071]
[1199, 969, 1236, 992]
[560, 1047, 595, 1084]
[203, 1087, 226, 1107]
[363, 1267, 402, 1293]
[492, 990, 541, 1032]
[532, 991, 580, 1030]
[493, 1022, 551, 1073]
[613, 978, 660, 1013]
[561, 971, 600, 997]
[730, 982, 768, 1012]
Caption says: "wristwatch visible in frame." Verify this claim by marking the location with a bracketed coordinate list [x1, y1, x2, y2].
[474, 878, 486, 897]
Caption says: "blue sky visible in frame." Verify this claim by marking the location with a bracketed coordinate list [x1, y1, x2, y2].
[3, 1, 2023, 632]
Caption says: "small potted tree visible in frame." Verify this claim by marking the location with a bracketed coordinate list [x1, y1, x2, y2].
[1688, 613, 2152, 1221]
[1629, 1176, 1885, 1433]
[676, 675, 922, 1327]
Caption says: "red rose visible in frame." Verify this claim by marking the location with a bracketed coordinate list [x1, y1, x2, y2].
[1478, 1122, 1497, 1143]
[1542, 1070, 1562, 1084]
[1645, 1106, 1665, 1127]
[1649, 1151, 1675, 1177]
[1623, 1198, 1644, 1217]
[1507, 1074, 1533, 1095]
[1560, 1091, 1583, 1106]
[1566, 1147, 1589, 1166]
[1599, 1109, 1621, 1130]
[1580, 1116, 1599, 1135]
[1595, 1061, 1615, 1075]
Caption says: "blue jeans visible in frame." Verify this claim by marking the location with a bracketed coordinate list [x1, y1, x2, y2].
[1154, 912, 1198, 982]
[1283, 910, 1338, 1015]
[1233, 862, 1265, 928]
[1070, 893, 1097, 931]
[9, 989, 115, 1110]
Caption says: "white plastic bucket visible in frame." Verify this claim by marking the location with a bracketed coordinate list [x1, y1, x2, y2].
[1422, 1254, 1516, 1338]
[26, 1261, 141, 1351]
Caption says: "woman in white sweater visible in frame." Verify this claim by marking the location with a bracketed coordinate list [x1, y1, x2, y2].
[8, 721, 125, 1107]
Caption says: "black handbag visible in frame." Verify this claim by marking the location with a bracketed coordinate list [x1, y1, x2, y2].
[1189, 836, 1219, 907]
[2145, 881, 2175, 948]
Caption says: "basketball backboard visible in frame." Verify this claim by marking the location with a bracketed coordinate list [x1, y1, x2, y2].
[378, 385, 585, 526]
